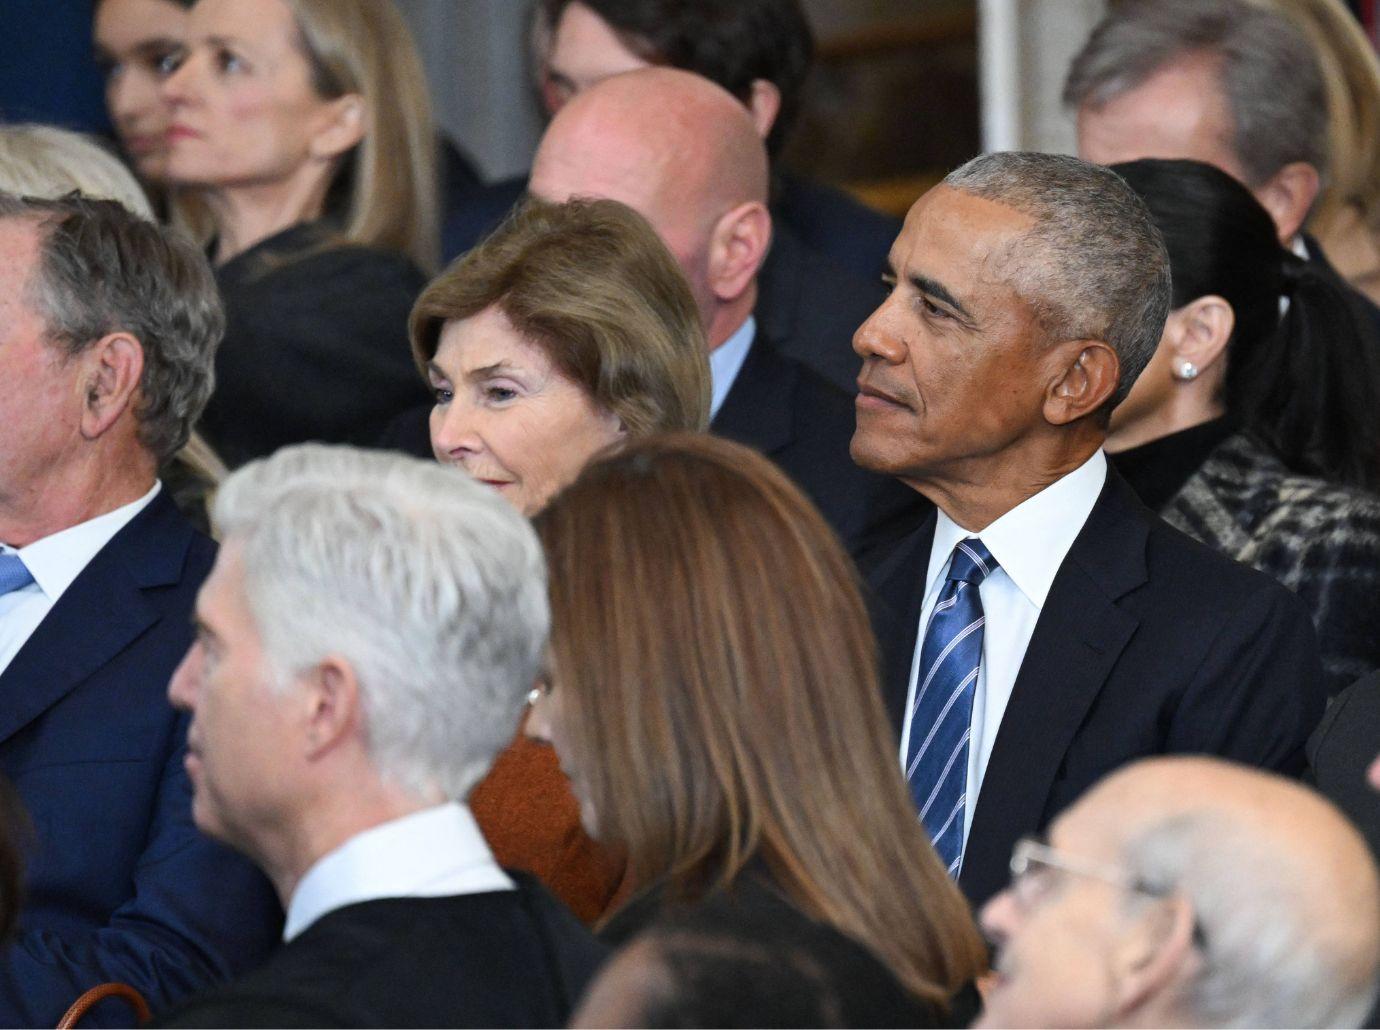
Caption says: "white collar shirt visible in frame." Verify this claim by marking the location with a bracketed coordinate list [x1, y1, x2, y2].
[0, 481, 162, 677]
[708, 316, 757, 420]
[900, 451, 1107, 847]
[283, 802, 514, 942]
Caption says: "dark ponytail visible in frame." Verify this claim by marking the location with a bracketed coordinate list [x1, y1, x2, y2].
[1113, 158, 1380, 492]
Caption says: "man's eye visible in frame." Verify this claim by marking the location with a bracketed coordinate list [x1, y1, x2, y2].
[920, 296, 951, 320]
[881, 274, 897, 294]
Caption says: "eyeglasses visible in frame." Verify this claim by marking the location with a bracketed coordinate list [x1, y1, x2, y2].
[1006, 836, 1206, 948]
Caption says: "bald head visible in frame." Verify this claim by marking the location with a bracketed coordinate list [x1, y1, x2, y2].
[529, 68, 772, 345]
[1064, 757, 1380, 1026]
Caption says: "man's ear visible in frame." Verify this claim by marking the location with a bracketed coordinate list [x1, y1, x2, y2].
[746, 79, 781, 140]
[302, 656, 362, 760]
[308, 93, 367, 162]
[1109, 896, 1199, 1022]
[79, 332, 145, 441]
[708, 202, 772, 305]
[1044, 339, 1119, 426]
[1252, 161, 1320, 244]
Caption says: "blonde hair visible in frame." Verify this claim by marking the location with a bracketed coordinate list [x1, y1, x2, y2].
[411, 197, 710, 435]
[0, 124, 153, 217]
[284, 0, 438, 272]
[1255, 0, 1380, 235]
[536, 433, 988, 1005]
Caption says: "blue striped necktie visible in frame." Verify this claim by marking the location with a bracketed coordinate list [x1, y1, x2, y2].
[906, 538, 997, 876]
[0, 553, 33, 595]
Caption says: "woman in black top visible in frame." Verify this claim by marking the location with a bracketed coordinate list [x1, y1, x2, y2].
[1108, 158, 1380, 691]
[159, 0, 436, 466]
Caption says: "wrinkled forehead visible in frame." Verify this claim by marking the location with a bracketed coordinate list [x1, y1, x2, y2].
[892, 186, 1039, 301]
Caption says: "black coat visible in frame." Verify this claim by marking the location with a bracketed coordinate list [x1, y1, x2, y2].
[1308, 672, 1380, 866]
[712, 337, 930, 557]
[157, 875, 605, 1028]
[866, 468, 1327, 907]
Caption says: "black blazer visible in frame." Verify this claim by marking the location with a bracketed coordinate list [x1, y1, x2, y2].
[712, 337, 930, 557]
[1308, 672, 1380, 866]
[867, 468, 1327, 907]
[158, 874, 606, 1028]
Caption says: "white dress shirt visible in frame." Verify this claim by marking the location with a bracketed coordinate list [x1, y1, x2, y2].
[284, 802, 514, 942]
[708, 315, 757, 419]
[899, 451, 1107, 846]
[0, 482, 161, 677]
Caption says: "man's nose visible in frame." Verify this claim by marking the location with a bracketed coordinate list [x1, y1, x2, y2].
[167, 644, 200, 711]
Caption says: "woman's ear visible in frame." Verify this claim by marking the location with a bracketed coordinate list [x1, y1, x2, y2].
[308, 93, 367, 161]
[1165, 295, 1234, 382]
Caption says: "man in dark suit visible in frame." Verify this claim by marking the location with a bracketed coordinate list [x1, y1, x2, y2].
[159, 445, 603, 1027]
[1065, 0, 1380, 338]
[526, 67, 925, 554]
[442, 0, 893, 393]
[0, 193, 279, 1024]
[853, 153, 1326, 909]
[1309, 671, 1380, 865]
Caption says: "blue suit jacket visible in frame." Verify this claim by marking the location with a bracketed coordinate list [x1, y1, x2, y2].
[0, 490, 281, 1026]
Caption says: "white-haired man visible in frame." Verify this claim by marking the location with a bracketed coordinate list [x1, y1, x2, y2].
[160, 444, 605, 1026]
[977, 757, 1380, 1028]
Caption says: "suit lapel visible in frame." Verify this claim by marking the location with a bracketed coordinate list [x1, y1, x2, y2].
[865, 512, 937, 737]
[0, 492, 190, 746]
[960, 472, 1149, 901]
[709, 338, 796, 457]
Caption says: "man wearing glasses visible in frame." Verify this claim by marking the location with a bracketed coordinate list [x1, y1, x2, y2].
[975, 756, 1380, 1029]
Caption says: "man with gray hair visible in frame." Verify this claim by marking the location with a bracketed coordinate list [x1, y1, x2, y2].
[857, 151, 1326, 909]
[0, 192, 279, 1024]
[976, 756, 1380, 1028]
[161, 444, 604, 1026]
[1064, 0, 1380, 328]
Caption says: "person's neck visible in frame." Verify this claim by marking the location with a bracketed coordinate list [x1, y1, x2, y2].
[259, 778, 438, 910]
[705, 286, 757, 351]
[1105, 396, 1227, 454]
[206, 170, 333, 266]
[0, 450, 156, 548]
[907, 428, 1103, 532]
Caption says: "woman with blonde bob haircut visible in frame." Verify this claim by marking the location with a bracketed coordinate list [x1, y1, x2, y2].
[528, 433, 987, 1023]
[161, 0, 437, 466]
[407, 195, 710, 514]
[401, 196, 710, 928]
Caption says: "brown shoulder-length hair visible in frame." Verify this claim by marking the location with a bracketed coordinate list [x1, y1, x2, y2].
[410, 197, 710, 435]
[534, 433, 987, 1005]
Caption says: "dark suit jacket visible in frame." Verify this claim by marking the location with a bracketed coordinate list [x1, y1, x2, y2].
[0, 490, 281, 1026]
[867, 468, 1327, 908]
[1303, 232, 1380, 341]
[440, 181, 886, 394]
[1308, 672, 1380, 866]
[159, 875, 607, 1028]
[713, 337, 929, 557]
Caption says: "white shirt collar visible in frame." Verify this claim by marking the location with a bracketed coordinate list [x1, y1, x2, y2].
[1292, 235, 1309, 260]
[4, 482, 161, 602]
[283, 802, 513, 942]
[928, 450, 1107, 609]
[708, 315, 757, 419]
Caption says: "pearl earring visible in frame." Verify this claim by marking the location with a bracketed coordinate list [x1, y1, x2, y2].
[1175, 361, 1199, 381]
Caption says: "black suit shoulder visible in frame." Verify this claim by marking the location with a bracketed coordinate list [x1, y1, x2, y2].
[1309, 672, 1380, 865]
[159, 877, 606, 1029]
[712, 338, 929, 556]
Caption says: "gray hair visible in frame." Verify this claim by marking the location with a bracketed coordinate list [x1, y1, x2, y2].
[0, 191, 221, 462]
[943, 152, 1171, 408]
[0, 124, 154, 219]
[1063, 0, 1329, 187]
[213, 444, 549, 802]
[1127, 812, 1380, 1028]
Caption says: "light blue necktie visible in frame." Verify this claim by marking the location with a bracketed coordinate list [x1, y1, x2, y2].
[0, 553, 34, 596]
[906, 538, 997, 877]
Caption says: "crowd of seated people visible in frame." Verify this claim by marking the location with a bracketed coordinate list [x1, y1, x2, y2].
[0, 0, 1377, 1027]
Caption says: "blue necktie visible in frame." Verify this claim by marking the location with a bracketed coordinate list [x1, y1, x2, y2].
[906, 538, 997, 876]
[0, 553, 33, 595]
